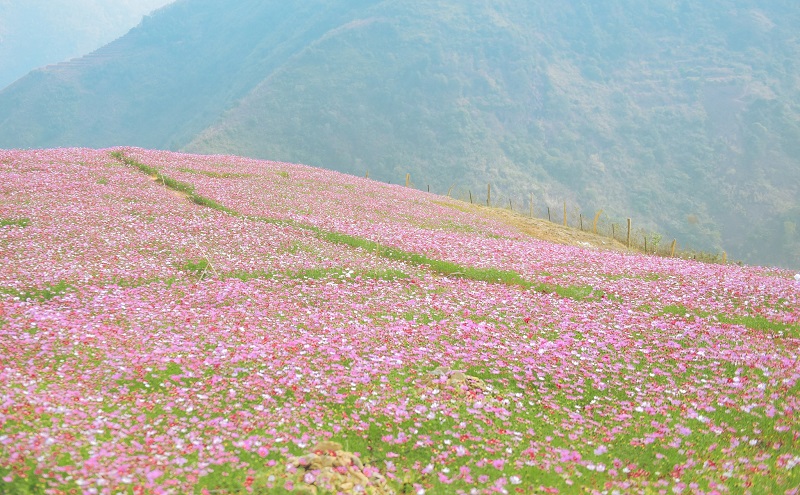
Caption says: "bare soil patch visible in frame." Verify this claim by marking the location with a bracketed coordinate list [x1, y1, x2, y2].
[449, 201, 630, 251]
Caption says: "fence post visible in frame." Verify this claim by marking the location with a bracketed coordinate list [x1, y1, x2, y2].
[487, 183, 491, 206]
[427, 185, 430, 193]
[626, 218, 632, 248]
[563, 202, 568, 227]
[530, 193, 534, 218]
[365, 171, 369, 178]
[580, 214, 584, 231]
[547, 207, 551, 222]
[670, 239, 677, 257]
[593, 210, 603, 234]
[469, 191, 473, 204]
[405, 173, 410, 187]
[509, 199, 513, 211]
[722, 251, 727, 264]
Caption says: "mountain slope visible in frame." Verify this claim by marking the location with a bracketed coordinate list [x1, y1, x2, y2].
[0, 0, 378, 149]
[0, 0, 798, 268]
[0, 0, 173, 89]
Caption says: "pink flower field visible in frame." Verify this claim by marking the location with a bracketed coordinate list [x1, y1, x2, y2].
[1, 148, 798, 495]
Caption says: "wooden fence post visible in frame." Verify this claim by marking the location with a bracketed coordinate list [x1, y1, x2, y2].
[593, 210, 603, 234]
[405, 173, 410, 187]
[509, 199, 513, 211]
[547, 207, 551, 222]
[530, 193, 534, 218]
[722, 251, 727, 264]
[487, 183, 491, 206]
[626, 218, 632, 248]
[579, 214, 584, 231]
[670, 239, 677, 257]
[365, 171, 369, 178]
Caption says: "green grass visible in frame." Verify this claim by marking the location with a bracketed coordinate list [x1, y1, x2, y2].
[178, 167, 252, 179]
[222, 267, 410, 283]
[111, 152, 238, 216]
[317, 229, 527, 285]
[196, 463, 290, 495]
[717, 314, 800, 338]
[0, 281, 72, 301]
[312, 231, 609, 301]
[403, 308, 448, 324]
[315, 366, 579, 494]
[180, 258, 213, 279]
[0, 218, 31, 228]
[112, 152, 195, 195]
[0, 464, 52, 495]
[284, 240, 313, 255]
[287, 266, 410, 282]
[537, 283, 609, 301]
[223, 269, 275, 282]
[188, 194, 238, 214]
[660, 304, 691, 316]
[657, 302, 799, 338]
[114, 362, 189, 394]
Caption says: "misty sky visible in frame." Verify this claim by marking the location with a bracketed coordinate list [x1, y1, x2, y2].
[0, 0, 174, 88]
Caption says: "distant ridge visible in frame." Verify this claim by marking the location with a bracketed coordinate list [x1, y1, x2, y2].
[0, 0, 798, 268]
[0, 1, 173, 88]
[45, 39, 134, 73]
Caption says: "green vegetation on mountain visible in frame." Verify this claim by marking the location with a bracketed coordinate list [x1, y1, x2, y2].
[0, 0, 798, 267]
[0, 0, 172, 89]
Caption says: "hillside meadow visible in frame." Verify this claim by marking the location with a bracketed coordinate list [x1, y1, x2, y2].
[3, 0, 800, 267]
[1, 148, 798, 495]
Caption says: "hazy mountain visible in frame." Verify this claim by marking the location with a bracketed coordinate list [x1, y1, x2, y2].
[0, 0, 798, 268]
[0, 0, 174, 89]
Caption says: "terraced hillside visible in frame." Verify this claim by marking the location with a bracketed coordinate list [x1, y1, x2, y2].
[1, 148, 798, 494]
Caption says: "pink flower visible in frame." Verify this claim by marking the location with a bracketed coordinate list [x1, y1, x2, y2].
[145, 469, 163, 484]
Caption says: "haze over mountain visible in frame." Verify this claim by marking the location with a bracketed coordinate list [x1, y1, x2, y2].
[0, 0, 798, 268]
[0, 0, 174, 89]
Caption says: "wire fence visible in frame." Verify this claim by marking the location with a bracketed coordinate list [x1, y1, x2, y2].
[396, 176, 729, 263]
